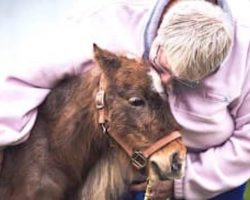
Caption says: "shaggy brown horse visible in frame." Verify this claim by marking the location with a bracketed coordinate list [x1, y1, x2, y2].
[0, 44, 186, 200]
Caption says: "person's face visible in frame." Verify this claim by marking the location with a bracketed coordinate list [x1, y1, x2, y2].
[149, 41, 200, 88]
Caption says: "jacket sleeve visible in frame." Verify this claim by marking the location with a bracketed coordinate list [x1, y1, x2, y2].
[0, 2, 95, 148]
[174, 44, 250, 199]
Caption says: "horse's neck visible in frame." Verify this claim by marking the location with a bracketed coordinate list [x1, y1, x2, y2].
[38, 69, 109, 181]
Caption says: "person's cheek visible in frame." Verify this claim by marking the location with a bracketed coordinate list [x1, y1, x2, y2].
[160, 73, 172, 85]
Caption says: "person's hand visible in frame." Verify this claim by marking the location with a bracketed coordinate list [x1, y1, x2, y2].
[129, 180, 174, 200]
[150, 180, 174, 200]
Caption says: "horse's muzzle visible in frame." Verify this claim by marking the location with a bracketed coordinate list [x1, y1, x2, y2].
[148, 139, 186, 181]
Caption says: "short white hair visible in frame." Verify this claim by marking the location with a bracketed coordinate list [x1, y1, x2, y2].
[155, 0, 232, 81]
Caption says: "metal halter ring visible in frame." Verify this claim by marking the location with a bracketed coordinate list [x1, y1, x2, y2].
[131, 150, 147, 170]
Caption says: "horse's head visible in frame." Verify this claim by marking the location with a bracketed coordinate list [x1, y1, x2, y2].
[91, 44, 186, 192]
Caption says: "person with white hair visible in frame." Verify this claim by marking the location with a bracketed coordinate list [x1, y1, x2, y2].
[0, 0, 250, 199]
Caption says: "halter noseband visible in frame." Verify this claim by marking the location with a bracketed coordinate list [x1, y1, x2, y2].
[95, 74, 182, 170]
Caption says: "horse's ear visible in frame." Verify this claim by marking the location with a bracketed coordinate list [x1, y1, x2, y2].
[93, 43, 121, 74]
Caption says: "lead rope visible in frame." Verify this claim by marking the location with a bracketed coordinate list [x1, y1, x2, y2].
[144, 178, 153, 200]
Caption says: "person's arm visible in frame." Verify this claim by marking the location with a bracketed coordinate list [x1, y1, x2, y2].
[174, 48, 250, 199]
[0, 59, 91, 148]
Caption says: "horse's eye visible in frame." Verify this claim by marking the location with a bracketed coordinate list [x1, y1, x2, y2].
[128, 97, 145, 107]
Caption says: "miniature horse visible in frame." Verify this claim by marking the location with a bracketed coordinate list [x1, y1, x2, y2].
[0, 44, 186, 200]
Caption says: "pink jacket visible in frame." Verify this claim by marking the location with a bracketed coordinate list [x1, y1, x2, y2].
[0, 0, 250, 199]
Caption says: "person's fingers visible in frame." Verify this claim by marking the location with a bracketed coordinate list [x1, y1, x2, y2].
[151, 180, 173, 192]
[149, 190, 170, 200]
[129, 180, 173, 199]
[150, 180, 173, 199]
[129, 181, 147, 191]
[151, 191, 171, 200]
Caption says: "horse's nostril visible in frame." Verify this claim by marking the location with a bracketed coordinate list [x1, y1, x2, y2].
[171, 152, 182, 172]
[150, 161, 159, 173]
[150, 161, 166, 180]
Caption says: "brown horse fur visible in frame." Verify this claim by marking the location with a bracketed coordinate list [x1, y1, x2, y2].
[0, 44, 186, 200]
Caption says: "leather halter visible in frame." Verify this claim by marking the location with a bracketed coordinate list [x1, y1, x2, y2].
[95, 74, 182, 170]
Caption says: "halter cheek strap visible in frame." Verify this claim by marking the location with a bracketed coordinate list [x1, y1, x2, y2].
[95, 74, 109, 124]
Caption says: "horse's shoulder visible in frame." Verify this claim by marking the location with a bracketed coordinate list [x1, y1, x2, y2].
[39, 74, 82, 119]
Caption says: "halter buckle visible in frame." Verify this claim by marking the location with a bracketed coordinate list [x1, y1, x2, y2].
[131, 150, 147, 170]
[96, 90, 105, 109]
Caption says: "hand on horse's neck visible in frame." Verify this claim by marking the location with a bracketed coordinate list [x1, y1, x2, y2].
[157, 0, 218, 30]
